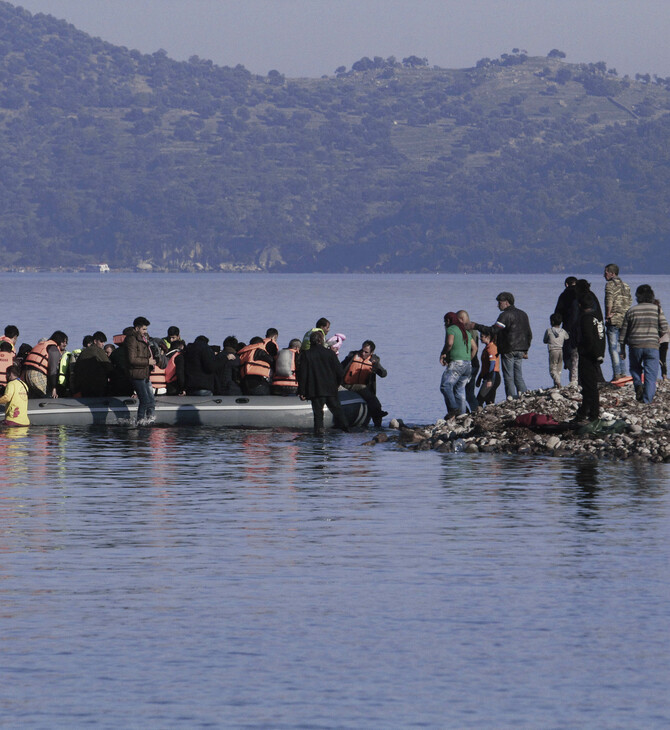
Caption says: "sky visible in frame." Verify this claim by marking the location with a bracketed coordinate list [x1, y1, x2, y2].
[12, 0, 670, 79]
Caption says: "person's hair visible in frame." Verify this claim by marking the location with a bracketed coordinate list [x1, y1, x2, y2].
[316, 317, 330, 329]
[167, 326, 180, 337]
[170, 339, 185, 351]
[223, 335, 239, 349]
[104, 343, 116, 352]
[550, 313, 562, 326]
[362, 339, 376, 352]
[604, 263, 619, 276]
[249, 336, 264, 345]
[5, 364, 21, 380]
[82, 335, 94, 347]
[236, 341, 246, 351]
[195, 334, 209, 344]
[635, 284, 655, 304]
[133, 316, 150, 328]
[496, 291, 514, 305]
[17, 343, 32, 359]
[564, 276, 577, 287]
[575, 279, 592, 296]
[4, 325, 19, 338]
[50, 330, 68, 345]
[265, 327, 278, 339]
[289, 338, 302, 349]
[0, 341, 12, 352]
[122, 326, 135, 337]
[310, 330, 324, 346]
[92, 331, 107, 343]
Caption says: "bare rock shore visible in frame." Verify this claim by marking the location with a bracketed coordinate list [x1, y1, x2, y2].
[378, 380, 670, 462]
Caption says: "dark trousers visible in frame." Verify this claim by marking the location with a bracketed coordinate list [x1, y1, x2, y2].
[310, 396, 346, 434]
[350, 386, 384, 426]
[477, 371, 501, 406]
[132, 378, 155, 421]
[577, 355, 599, 420]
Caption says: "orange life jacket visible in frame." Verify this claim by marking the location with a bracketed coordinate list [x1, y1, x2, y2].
[238, 343, 272, 380]
[0, 335, 15, 352]
[150, 352, 179, 391]
[0, 351, 14, 387]
[150, 366, 167, 391]
[24, 340, 59, 375]
[343, 354, 374, 386]
[272, 348, 297, 387]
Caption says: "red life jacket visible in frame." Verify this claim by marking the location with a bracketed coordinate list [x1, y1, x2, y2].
[0, 351, 14, 387]
[24, 340, 59, 375]
[238, 344, 272, 380]
[272, 348, 297, 387]
[343, 354, 373, 386]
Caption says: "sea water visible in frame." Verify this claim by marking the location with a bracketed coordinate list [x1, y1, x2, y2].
[1, 273, 669, 728]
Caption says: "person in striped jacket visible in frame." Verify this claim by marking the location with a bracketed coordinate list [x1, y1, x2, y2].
[619, 284, 669, 403]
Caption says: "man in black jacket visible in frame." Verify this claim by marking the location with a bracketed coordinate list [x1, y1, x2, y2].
[297, 331, 348, 435]
[470, 292, 532, 398]
[572, 293, 606, 425]
[341, 340, 388, 427]
[183, 335, 216, 396]
[554, 276, 579, 386]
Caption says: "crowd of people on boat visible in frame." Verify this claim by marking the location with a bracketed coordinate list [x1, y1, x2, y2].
[0, 316, 388, 432]
[440, 264, 668, 427]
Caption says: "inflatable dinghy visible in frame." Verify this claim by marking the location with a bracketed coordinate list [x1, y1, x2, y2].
[10, 390, 368, 429]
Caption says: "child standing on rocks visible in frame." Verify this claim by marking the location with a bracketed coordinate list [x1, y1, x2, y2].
[543, 313, 569, 388]
[476, 331, 500, 406]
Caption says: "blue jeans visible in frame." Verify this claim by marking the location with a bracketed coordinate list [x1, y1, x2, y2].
[132, 378, 155, 421]
[501, 351, 528, 398]
[628, 347, 660, 403]
[440, 360, 472, 414]
[607, 325, 625, 378]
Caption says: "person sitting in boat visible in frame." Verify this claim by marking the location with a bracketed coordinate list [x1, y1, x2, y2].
[73, 331, 113, 398]
[107, 327, 135, 396]
[341, 340, 388, 427]
[0, 365, 30, 426]
[238, 336, 274, 395]
[0, 340, 15, 394]
[14, 343, 32, 372]
[263, 328, 280, 360]
[60, 335, 90, 397]
[301, 317, 330, 351]
[183, 335, 216, 396]
[165, 340, 186, 396]
[0, 324, 19, 352]
[163, 325, 181, 351]
[214, 336, 242, 396]
[126, 316, 156, 423]
[22, 331, 69, 399]
[271, 339, 302, 395]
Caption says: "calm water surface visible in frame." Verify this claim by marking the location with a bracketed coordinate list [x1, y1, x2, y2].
[1, 274, 669, 728]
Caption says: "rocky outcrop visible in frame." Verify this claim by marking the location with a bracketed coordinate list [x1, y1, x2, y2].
[377, 380, 670, 462]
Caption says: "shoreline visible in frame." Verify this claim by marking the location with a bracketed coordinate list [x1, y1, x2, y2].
[379, 380, 670, 463]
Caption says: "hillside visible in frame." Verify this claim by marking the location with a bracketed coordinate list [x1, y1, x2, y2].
[1, 2, 670, 272]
